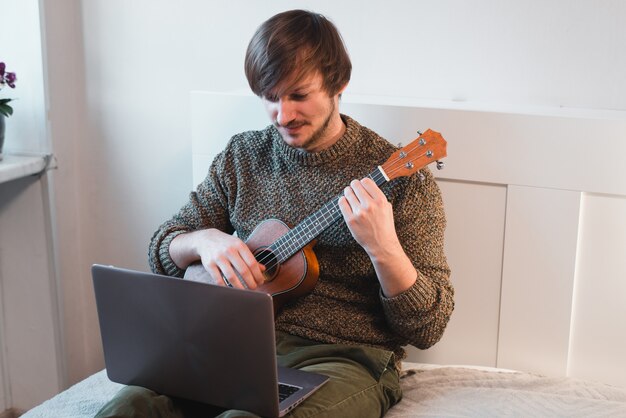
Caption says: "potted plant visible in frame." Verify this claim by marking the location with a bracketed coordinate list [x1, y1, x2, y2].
[0, 61, 18, 160]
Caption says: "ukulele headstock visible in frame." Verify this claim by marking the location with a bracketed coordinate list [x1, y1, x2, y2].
[381, 129, 447, 181]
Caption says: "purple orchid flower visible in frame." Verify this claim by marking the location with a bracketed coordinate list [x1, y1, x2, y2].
[0, 61, 18, 117]
[1, 62, 17, 89]
[5, 73, 16, 88]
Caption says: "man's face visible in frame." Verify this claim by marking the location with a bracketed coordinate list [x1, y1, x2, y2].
[262, 72, 345, 153]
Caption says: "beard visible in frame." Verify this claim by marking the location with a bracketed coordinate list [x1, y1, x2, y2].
[275, 97, 337, 152]
[302, 98, 335, 150]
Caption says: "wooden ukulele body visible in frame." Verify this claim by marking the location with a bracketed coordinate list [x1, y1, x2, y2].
[184, 218, 319, 314]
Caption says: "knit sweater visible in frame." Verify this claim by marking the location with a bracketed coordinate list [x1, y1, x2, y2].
[149, 115, 454, 360]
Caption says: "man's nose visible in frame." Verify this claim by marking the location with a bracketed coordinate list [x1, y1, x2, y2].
[276, 99, 296, 126]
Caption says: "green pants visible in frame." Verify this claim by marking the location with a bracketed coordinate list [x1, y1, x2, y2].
[95, 332, 402, 417]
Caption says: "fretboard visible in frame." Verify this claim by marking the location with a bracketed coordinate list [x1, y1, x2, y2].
[270, 166, 389, 262]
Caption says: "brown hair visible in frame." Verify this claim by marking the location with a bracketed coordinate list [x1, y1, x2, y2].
[245, 10, 352, 97]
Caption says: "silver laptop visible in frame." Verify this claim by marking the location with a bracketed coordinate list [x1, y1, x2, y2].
[92, 264, 328, 417]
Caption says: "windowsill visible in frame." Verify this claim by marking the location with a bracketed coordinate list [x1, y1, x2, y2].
[0, 153, 52, 185]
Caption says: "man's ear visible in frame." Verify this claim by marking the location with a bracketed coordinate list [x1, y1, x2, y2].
[337, 82, 349, 100]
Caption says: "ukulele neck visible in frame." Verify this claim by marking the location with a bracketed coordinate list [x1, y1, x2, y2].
[269, 166, 388, 263]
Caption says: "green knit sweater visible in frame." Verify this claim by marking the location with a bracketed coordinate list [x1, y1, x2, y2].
[149, 115, 454, 360]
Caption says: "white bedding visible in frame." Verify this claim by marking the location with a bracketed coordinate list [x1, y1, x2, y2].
[387, 364, 626, 418]
[22, 364, 626, 417]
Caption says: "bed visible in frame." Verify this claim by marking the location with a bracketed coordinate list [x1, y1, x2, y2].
[21, 363, 626, 417]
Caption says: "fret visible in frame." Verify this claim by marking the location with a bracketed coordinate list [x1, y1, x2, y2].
[369, 166, 387, 187]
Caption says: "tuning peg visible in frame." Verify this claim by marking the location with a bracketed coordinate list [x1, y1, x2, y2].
[418, 172, 426, 182]
[417, 130, 423, 136]
[436, 160, 445, 170]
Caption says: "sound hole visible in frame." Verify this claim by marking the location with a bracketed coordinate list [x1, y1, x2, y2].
[254, 248, 279, 282]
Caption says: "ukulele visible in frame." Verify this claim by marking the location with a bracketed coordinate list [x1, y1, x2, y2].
[184, 129, 447, 313]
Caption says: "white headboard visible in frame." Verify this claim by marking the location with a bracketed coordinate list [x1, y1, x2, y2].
[191, 91, 626, 387]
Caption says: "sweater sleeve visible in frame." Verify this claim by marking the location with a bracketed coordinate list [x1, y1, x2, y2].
[148, 150, 234, 277]
[379, 168, 454, 349]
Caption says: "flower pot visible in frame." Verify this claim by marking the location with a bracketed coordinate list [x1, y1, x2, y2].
[0, 114, 5, 161]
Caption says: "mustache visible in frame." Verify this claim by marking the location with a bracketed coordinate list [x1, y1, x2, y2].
[275, 120, 308, 129]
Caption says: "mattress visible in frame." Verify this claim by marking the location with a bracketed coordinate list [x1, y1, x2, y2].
[21, 363, 626, 417]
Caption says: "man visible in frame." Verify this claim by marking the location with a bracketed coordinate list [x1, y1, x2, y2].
[97, 9, 453, 418]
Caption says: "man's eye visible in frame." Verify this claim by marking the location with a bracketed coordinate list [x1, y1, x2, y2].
[291, 94, 308, 101]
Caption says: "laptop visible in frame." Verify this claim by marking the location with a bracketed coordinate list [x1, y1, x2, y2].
[92, 264, 328, 417]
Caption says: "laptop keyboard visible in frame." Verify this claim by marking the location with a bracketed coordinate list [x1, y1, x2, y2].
[278, 383, 302, 402]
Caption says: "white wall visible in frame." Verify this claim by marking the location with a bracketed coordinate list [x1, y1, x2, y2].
[38, 0, 626, 388]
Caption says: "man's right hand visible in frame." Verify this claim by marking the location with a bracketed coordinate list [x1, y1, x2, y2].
[169, 229, 266, 289]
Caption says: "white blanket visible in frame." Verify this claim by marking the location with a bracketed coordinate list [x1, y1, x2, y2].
[387, 366, 626, 418]
[22, 365, 626, 417]
[22, 370, 122, 418]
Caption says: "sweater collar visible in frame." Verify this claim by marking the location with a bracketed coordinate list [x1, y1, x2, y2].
[272, 114, 362, 166]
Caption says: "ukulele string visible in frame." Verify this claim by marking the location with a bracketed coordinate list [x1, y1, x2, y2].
[252, 167, 382, 270]
[251, 146, 434, 274]
[252, 195, 342, 272]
